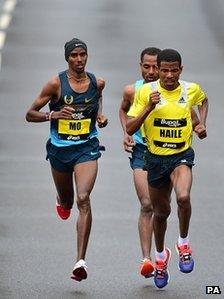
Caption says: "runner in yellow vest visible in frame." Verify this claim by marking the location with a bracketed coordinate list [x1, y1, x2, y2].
[127, 49, 208, 289]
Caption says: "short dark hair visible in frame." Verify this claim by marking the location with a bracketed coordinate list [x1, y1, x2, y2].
[157, 49, 182, 67]
[140, 47, 161, 62]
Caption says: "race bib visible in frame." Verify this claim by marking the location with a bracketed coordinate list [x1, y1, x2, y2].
[58, 119, 91, 136]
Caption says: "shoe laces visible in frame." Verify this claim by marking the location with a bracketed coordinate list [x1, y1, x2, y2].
[155, 260, 167, 278]
[178, 245, 192, 263]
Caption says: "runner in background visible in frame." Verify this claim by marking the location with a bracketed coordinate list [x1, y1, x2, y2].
[119, 47, 161, 278]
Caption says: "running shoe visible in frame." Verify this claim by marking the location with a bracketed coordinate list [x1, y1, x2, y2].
[56, 198, 71, 220]
[176, 244, 194, 273]
[140, 258, 154, 278]
[71, 259, 88, 282]
[154, 248, 171, 289]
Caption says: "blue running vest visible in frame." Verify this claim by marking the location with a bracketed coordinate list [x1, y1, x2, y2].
[133, 80, 146, 145]
[49, 71, 99, 147]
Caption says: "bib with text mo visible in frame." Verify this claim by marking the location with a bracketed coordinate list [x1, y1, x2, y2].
[58, 119, 91, 136]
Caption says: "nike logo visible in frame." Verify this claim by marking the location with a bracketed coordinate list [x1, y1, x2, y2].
[90, 151, 98, 156]
[85, 98, 92, 103]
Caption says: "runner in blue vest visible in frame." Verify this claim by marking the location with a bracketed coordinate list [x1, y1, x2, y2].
[26, 38, 108, 282]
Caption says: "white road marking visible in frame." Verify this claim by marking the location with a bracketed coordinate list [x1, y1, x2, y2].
[3, 0, 17, 13]
[0, 0, 17, 70]
[0, 31, 6, 49]
[0, 13, 12, 29]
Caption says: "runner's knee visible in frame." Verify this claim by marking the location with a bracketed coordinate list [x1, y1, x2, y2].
[176, 194, 190, 208]
[140, 198, 153, 215]
[76, 192, 91, 212]
[154, 208, 171, 222]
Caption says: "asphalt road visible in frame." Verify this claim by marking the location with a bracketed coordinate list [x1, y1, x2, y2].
[0, 0, 224, 298]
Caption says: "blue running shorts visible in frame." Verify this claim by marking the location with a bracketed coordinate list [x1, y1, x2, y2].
[145, 147, 195, 188]
[46, 137, 101, 173]
[129, 143, 148, 170]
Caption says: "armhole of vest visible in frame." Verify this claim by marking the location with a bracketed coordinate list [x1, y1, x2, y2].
[87, 72, 97, 89]
[180, 80, 190, 94]
[58, 71, 66, 101]
[58, 71, 66, 93]
[150, 81, 157, 91]
[58, 71, 65, 83]
[135, 80, 144, 91]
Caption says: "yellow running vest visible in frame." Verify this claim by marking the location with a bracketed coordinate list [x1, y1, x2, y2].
[128, 80, 206, 155]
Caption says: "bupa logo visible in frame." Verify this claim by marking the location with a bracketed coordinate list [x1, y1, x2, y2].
[206, 286, 221, 294]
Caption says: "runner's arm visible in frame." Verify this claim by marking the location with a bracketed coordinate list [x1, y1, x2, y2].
[198, 97, 208, 126]
[119, 84, 134, 133]
[25, 76, 74, 122]
[126, 90, 160, 135]
[194, 97, 208, 139]
[191, 108, 200, 130]
[96, 77, 108, 128]
[119, 84, 135, 151]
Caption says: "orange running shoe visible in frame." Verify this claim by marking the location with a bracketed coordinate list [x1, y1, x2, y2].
[140, 258, 154, 278]
[56, 198, 71, 220]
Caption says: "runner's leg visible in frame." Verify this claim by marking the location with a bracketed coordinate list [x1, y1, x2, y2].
[171, 164, 192, 238]
[51, 167, 74, 209]
[148, 184, 172, 252]
[74, 160, 98, 260]
[133, 169, 153, 259]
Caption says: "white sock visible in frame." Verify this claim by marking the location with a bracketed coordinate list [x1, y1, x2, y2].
[178, 235, 189, 246]
[56, 195, 60, 205]
[155, 249, 167, 261]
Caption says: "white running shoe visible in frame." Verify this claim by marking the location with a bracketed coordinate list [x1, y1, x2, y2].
[71, 259, 88, 282]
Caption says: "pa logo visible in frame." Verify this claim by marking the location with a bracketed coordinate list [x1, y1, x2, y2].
[206, 286, 221, 294]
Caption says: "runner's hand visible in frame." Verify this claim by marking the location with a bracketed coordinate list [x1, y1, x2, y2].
[123, 133, 135, 152]
[97, 114, 108, 128]
[194, 123, 207, 139]
[55, 106, 75, 119]
[148, 90, 160, 110]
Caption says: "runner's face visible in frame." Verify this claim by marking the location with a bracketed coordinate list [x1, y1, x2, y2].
[68, 47, 88, 74]
[140, 54, 158, 83]
[158, 61, 182, 90]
